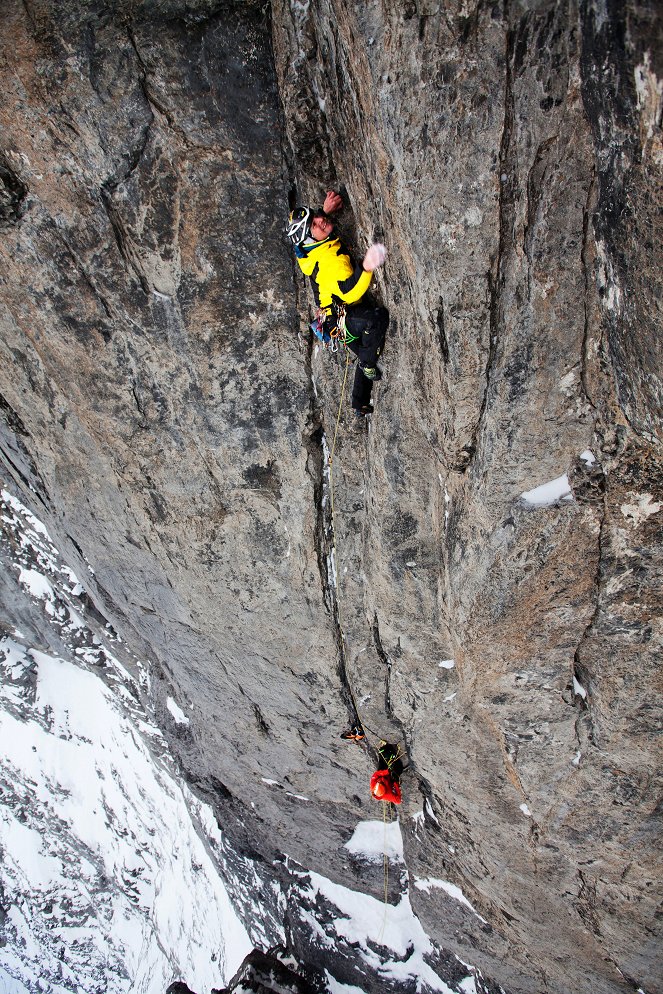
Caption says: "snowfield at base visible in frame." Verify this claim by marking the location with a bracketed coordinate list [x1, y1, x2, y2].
[0, 642, 251, 994]
[520, 474, 572, 506]
[304, 869, 459, 993]
[0, 488, 252, 993]
[344, 819, 404, 862]
[289, 817, 484, 994]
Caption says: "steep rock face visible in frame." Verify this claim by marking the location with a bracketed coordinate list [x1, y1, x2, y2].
[0, 0, 351, 903]
[0, 0, 409, 977]
[0, 1, 661, 994]
[272, 2, 661, 993]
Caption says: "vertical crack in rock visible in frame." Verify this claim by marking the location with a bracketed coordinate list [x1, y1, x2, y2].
[571, 500, 607, 751]
[99, 190, 151, 294]
[523, 135, 558, 294]
[126, 25, 171, 138]
[373, 612, 394, 721]
[372, 613, 407, 745]
[97, 26, 157, 296]
[436, 296, 449, 365]
[470, 17, 516, 467]
[304, 406, 360, 728]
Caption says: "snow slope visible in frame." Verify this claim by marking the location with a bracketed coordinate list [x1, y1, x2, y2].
[0, 488, 252, 993]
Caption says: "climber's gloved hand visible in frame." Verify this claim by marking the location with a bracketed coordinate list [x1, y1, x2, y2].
[323, 190, 343, 214]
[363, 243, 386, 272]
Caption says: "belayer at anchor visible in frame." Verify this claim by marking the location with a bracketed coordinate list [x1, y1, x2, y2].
[286, 190, 389, 422]
[370, 740, 404, 805]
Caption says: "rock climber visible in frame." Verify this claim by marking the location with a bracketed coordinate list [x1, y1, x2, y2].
[370, 741, 403, 805]
[286, 190, 389, 422]
[339, 722, 365, 742]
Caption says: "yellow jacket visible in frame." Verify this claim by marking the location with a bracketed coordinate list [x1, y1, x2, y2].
[294, 236, 372, 310]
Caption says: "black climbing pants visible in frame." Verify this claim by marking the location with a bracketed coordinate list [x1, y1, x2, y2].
[342, 302, 389, 411]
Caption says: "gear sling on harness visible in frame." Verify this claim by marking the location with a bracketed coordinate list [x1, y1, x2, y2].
[311, 304, 347, 353]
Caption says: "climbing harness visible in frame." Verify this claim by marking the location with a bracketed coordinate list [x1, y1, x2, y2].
[330, 303, 347, 347]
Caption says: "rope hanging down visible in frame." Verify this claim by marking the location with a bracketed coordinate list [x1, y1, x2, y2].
[326, 356, 403, 929]
[327, 351, 380, 746]
[327, 361, 408, 757]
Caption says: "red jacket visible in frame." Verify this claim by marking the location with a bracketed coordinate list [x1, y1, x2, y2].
[370, 769, 402, 804]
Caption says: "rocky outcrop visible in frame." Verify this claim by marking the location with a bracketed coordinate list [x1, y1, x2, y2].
[1, 1, 661, 993]
[210, 947, 324, 993]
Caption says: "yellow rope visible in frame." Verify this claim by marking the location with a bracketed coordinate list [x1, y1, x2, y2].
[328, 349, 352, 710]
[327, 352, 394, 931]
[378, 799, 390, 942]
[328, 350, 350, 476]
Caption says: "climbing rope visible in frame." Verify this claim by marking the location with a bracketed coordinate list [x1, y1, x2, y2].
[378, 799, 390, 943]
[327, 376, 407, 761]
[328, 349, 350, 480]
[325, 344, 402, 929]
[327, 349, 375, 742]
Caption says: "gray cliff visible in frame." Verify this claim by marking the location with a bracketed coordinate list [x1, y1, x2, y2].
[0, 1, 661, 993]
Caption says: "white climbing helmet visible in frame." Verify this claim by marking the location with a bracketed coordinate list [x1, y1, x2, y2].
[286, 206, 313, 246]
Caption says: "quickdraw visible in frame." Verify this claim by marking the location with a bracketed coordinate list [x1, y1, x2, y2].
[312, 305, 347, 354]
[329, 303, 347, 345]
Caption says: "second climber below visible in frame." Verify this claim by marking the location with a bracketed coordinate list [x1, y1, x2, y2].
[286, 190, 389, 422]
[370, 741, 404, 805]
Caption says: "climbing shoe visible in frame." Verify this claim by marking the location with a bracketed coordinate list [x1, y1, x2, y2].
[352, 404, 374, 417]
[340, 724, 365, 741]
[361, 365, 382, 381]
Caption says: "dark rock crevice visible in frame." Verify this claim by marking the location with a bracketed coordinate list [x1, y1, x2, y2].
[126, 24, 187, 148]
[99, 188, 151, 295]
[0, 153, 29, 227]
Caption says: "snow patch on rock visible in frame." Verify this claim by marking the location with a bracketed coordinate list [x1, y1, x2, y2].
[520, 474, 572, 507]
[344, 819, 404, 863]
